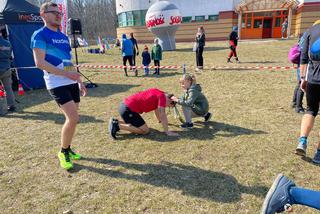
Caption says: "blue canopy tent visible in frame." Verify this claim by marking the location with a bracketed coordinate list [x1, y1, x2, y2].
[0, 0, 45, 89]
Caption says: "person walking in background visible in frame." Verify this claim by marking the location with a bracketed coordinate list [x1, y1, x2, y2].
[290, 33, 306, 114]
[281, 18, 288, 39]
[227, 26, 240, 63]
[0, 25, 16, 115]
[129, 33, 139, 67]
[195, 26, 205, 71]
[151, 38, 162, 75]
[31, 2, 87, 170]
[295, 20, 320, 164]
[142, 45, 151, 76]
[121, 34, 137, 76]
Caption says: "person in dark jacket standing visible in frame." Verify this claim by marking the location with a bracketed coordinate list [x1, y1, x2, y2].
[151, 38, 162, 75]
[195, 26, 205, 71]
[227, 26, 240, 63]
[129, 33, 139, 67]
[142, 45, 151, 76]
[295, 20, 320, 164]
[0, 26, 16, 115]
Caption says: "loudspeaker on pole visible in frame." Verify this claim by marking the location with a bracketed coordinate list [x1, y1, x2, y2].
[67, 18, 82, 35]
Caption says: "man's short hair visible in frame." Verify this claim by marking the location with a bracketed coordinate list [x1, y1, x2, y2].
[40, 2, 58, 13]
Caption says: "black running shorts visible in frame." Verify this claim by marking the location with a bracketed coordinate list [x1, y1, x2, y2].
[306, 82, 320, 116]
[48, 83, 80, 106]
[118, 102, 145, 128]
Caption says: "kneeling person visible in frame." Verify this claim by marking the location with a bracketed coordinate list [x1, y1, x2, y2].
[171, 74, 212, 128]
[109, 88, 178, 139]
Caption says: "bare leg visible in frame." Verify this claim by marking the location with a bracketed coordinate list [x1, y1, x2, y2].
[300, 114, 315, 137]
[60, 101, 79, 149]
[118, 121, 149, 135]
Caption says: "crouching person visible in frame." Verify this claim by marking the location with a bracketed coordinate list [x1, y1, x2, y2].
[108, 88, 179, 139]
[171, 74, 212, 128]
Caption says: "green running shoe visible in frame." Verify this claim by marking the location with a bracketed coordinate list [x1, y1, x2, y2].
[58, 152, 73, 170]
[69, 149, 81, 160]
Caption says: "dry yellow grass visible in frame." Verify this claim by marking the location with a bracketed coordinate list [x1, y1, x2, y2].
[0, 39, 319, 214]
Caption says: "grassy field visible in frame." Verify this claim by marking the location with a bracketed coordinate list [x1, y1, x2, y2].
[1, 39, 320, 214]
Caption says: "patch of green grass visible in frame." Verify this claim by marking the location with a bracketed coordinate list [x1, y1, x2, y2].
[0, 39, 319, 213]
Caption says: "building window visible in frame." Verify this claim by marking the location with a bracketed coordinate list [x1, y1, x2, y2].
[208, 15, 218, 21]
[118, 10, 150, 27]
[132, 10, 142, 26]
[254, 19, 262, 28]
[118, 12, 127, 27]
[275, 17, 281, 27]
[195, 16, 205, 22]
[126, 11, 134, 26]
[182, 16, 192, 23]
[141, 10, 147, 25]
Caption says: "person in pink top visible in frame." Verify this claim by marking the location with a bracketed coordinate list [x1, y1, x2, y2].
[108, 88, 179, 139]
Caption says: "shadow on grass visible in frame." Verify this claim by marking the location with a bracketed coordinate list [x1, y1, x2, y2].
[174, 46, 229, 52]
[129, 71, 181, 79]
[301, 156, 320, 167]
[116, 121, 267, 142]
[239, 61, 279, 64]
[14, 83, 140, 109]
[72, 159, 268, 203]
[5, 111, 103, 124]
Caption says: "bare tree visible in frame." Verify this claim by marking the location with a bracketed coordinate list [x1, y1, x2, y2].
[27, 0, 117, 40]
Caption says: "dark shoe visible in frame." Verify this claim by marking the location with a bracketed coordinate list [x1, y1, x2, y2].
[180, 122, 193, 129]
[108, 118, 120, 140]
[7, 106, 16, 112]
[261, 174, 295, 214]
[227, 58, 231, 63]
[295, 107, 305, 114]
[312, 150, 320, 164]
[291, 102, 296, 108]
[204, 112, 212, 122]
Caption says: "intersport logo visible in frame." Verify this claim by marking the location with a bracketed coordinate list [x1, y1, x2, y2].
[18, 14, 42, 23]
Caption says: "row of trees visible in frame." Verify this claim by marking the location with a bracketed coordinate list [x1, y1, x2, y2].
[27, 0, 117, 40]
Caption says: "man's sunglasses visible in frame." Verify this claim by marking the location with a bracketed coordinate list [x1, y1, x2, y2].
[44, 11, 63, 16]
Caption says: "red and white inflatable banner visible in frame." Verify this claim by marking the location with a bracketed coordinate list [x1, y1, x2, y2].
[146, 9, 181, 29]
[55, 0, 68, 34]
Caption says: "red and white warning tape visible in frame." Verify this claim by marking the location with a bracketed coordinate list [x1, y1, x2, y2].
[14, 64, 297, 70]
[77, 64, 297, 70]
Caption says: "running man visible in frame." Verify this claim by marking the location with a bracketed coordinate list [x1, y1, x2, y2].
[108, 88, 179, 139]
[31, 2, 87, 170]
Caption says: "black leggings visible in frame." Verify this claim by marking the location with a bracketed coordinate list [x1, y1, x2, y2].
[306, 83, 320, 116]
[196, 46, 204, 67]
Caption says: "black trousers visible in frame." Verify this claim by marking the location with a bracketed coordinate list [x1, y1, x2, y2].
[196, 46, 204, 68]
[132, 50, 137, 66]
[292, 81, 304, 110]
